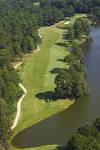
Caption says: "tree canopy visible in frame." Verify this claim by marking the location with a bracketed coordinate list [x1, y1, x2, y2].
[55, 45, 89, 99]
[65, 118, 100, 150]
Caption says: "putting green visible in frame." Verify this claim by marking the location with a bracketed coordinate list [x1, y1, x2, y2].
[11, 26, 74, 150]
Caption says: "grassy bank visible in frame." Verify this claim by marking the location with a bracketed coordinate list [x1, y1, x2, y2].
[12, 145, 58, 150]
[10, 23, 74, 150]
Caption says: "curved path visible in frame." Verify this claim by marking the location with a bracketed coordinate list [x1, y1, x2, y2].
[11, 83, 27, 130]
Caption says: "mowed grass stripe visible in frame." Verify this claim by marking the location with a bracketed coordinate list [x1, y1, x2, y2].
[21, 27, 59, 90]
[44, 28, 70, 90]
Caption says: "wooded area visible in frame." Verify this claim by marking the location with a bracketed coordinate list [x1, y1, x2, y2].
[0, 0, 100, 149]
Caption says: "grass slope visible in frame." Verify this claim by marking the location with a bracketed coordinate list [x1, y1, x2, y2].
[11, 26, 74, 150]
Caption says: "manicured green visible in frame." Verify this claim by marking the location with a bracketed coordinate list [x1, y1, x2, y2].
[11, 25, 74, 150]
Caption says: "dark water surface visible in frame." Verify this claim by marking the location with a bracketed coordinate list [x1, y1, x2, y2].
[12, 22, 100, 148]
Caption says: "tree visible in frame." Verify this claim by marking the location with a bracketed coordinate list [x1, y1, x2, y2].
[66, 134, 99, 150]
[74, 19, 83, 38]
[74, 18, 90, 38]
[55, 46, 88, 99]
[0, 99, 10, 150]
[78, 124, 98, 137]
[0, 49, 12, 68]
[94, 7, 100, 19]
[66, 5, 75, 17]
[55, 71, 72, 99]
[67, 26, 75, 41]
[94, 118, 100, 131]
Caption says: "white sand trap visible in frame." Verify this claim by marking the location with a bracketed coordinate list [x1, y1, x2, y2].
[64, 21, 70, 25]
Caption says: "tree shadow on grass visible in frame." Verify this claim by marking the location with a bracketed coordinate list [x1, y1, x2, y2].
[63, 32, 69, 41]
[35, 68, 68, 102]
[36, 90, 69, 102]
[55, 42, 68, 48]
[55, 145, 66, 150]
[57, 58, 64, 62]
[50, 67, 66, 74]
[36, 91, 58, 101]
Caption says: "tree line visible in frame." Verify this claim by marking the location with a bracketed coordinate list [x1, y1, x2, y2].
[0, 0, 99, 57]
[54, 18, 90, 99]
[67, 18, 90, 41]
[0, 0, 99, 149]
[0, 49, 21, 149]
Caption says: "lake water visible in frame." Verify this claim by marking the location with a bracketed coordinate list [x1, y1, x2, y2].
[12, 22, 100, 149]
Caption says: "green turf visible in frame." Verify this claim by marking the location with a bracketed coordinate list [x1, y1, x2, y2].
[10, 26, 74, 150]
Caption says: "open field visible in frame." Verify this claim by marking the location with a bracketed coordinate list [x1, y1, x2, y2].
[10, 24, 74, 150]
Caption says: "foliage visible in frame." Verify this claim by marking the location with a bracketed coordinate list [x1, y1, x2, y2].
[0, 0, 99, 149]
[78, 124, 98, 137]
[66, 134, 99, 150]
[62, 118, 100, 150]
[94, 118, 100, 131]
[74, 18, 90, 38]
[0, 99, 10, 150]
[66, 17, 90, 42]
[55, 45, 88, 99]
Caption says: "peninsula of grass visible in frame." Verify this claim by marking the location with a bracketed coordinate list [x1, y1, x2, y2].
[10, 23, 74, 150]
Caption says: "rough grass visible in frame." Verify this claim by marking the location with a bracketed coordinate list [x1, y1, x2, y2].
[10, 25, 74, 150]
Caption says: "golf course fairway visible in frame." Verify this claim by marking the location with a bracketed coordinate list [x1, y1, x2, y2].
[11, 25, 74, 150]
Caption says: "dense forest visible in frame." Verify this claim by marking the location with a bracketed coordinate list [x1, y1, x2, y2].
[0, 0, 100, 149]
